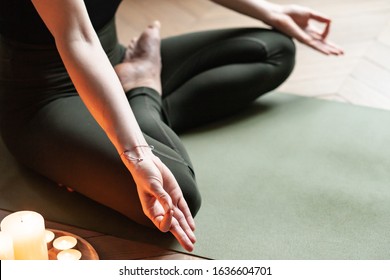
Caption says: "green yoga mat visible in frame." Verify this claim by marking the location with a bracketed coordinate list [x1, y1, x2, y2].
[1, 93, 390, 259]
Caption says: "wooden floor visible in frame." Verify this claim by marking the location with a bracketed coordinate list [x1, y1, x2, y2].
[3, 0, 390, 260]
[116, 0, 390, 110]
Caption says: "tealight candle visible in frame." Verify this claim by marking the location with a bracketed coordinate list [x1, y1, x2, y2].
[0, 231, 15, 260]
[45, 230, 55, 249]
[57, 249, 82, 260]
[53, 236, 77, 251]
[0, 211, 48, 260]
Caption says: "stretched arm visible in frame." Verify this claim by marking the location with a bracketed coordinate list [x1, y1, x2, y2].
[31, 0, 195, 251]
[211, 0, 344, 55]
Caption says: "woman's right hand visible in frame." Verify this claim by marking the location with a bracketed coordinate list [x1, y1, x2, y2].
[122, 149, 196, 252]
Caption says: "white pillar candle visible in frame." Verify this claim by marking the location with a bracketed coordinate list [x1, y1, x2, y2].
[0, 211, 48, 260]
[0, 231, 15, 260]
[53, 236, 77, 251]
[57, 249, 82, 260]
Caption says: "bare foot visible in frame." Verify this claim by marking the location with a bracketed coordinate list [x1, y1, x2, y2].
[114, 21, 162, 94]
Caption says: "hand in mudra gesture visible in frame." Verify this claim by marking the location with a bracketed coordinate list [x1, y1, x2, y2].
[123, 150, 196, 252]
[270, 4, 344, 55]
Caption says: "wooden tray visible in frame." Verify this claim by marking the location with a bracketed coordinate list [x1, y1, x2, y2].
[47, 229, 99, 260]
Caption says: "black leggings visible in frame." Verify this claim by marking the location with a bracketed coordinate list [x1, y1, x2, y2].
[0, 19, 295, 227]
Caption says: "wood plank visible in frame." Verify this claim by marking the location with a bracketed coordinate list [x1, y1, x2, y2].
[350, 58, 390, 98]
[279, 75, 346, 96]
[378, 19, 390, 47]
[365, 42, 390, 72]
[86, 235, 182, 260]
[87, 235, 207, 260]
[339, 77, 390, 110]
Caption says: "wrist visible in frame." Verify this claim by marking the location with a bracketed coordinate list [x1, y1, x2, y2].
[256, 1, 284, 27]
[120, 144, 155, 163]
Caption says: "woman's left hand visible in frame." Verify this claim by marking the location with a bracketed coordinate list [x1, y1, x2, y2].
[270, 4, 344, 55]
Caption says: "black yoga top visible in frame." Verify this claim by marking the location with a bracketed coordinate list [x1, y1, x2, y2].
[0, 0, 122, 44]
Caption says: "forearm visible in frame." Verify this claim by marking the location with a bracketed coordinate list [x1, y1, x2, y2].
[210, 0, 282, 26]
[57, 37, 147, 154]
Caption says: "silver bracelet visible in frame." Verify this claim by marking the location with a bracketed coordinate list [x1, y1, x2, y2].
[120, 145, 155, 163]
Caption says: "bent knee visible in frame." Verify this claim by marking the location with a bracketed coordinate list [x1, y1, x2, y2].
[180, 173, 202, 217]
[173, 165, 202, 217]
[265, 31, 296, 86]
[184, 182, 202, 217]
[249, 29, 296, 83]
[278, 34, 296, 74]
[270, 31, 296, 76]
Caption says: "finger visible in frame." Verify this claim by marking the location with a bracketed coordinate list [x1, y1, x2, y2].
[306, 22, 330, 41]
[326, 45, 344, 56]
[284, 16, 343, 56]
[173, 207, 196, 243]
[143, 201, 166, 232]
[316, 40, 344, 56]
[308, 10, 331, 40]
[153, 194, 173, 231]
[161, 162, 196, 231]
[156, 191, 173, 212]
[141, 185, 173, 232]
[309, 40, 344, 56]
[305, 25, 344, 56]
[321, 21, 330, 39]
[148, 170, 173, 209]
[282, 17, 314, 46]
[147, 205, 172, 232]
[160, 172, 196, 241]
[307, 28, 326, 41]
[158, 209, 173, 232]
[157, 159, 196, 246]
[309, 10, 331, 24]
[307, 40, 331, 55]
[177, 197, 196, 231]
[323, 40, 345, 55]
[170, 220, 195, 252]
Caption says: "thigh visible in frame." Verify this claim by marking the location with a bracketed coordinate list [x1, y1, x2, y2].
[2, 95, 200, 226]
[160, 28, 296, 131]
[161, 28, 295, 93]
[2, 96, 145, 221]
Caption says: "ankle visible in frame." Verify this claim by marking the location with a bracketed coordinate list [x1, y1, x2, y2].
[122, 79, 162, 95]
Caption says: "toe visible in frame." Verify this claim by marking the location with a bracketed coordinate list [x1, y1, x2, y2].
[150, 20, 161, 29]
